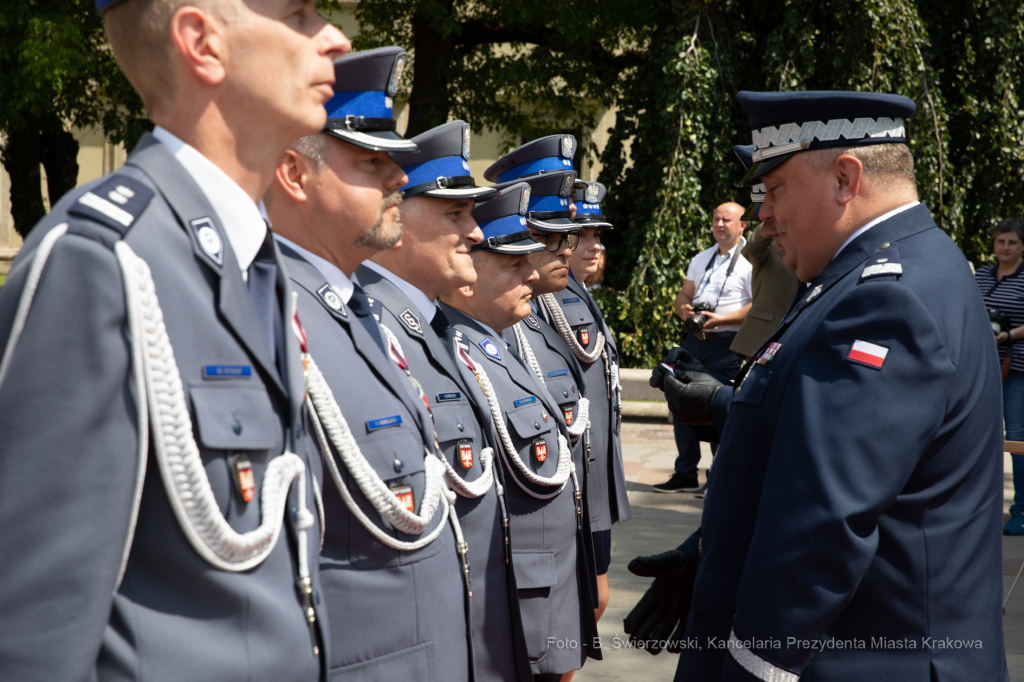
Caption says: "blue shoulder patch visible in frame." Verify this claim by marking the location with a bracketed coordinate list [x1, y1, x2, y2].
[479, 338, 502, 361]
[861, 242, 902, 281]
[68, 176, 154, 236]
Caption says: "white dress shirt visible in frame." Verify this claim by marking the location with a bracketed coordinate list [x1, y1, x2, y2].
[360, 260, 437, 323]
[684, 238, 754, 333]
[151, 127, 267, 278]
[273, 234, 358, 304]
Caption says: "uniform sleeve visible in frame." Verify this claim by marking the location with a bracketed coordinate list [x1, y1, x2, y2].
[0, 232, 138, 680]
[722, 281, 956, 681]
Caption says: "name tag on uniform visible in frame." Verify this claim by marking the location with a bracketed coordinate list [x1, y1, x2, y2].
[391, 483, 415, 513]
[436, 392, 462, 402]
[203, 364, 252, 379]
[514, 396, 537, 408]
[367, 415, 402, 431]
[562, 297, 581, 303]
[547, 368, 569, 377]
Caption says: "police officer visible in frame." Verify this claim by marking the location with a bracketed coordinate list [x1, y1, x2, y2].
[0, 1, 348, 680]
[639, 91, 1007, 681]
[264, 47, 471, 681]
[354, 120, 533, 682]
[438, 183, 601, 680]
[486, 139, 631, 623]
[567, 181, 613, 288]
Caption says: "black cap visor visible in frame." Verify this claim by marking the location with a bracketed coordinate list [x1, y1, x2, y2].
[526, 211, 578, 232]
[324, 127, 419, 153]
[573, 214, 614, 229]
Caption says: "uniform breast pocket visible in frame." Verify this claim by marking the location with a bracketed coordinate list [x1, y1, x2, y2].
[733, 366, 772, 406]
[190, 383, 281, 451]
[543, 375, 578, 426]
[505, 403, 558, 471]
[430, 401, 478, 473]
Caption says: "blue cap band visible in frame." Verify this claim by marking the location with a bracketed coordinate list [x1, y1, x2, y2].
[496, 156, 575, 183]
[480, 214, 529, 241]
[529, 194, 572, 212]
[575, 203, 602, 215]
[325, 91, 391, 119]
[401, 155, 472, 191]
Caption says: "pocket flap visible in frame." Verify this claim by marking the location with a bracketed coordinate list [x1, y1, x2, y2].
[431, 401, 475, 444]
[513, 549, 557, 589]
[507, 404, 555, 440]
[191, 384, 278, 450]
[747, 306, 775, 322]
[733, 367, 772, 406]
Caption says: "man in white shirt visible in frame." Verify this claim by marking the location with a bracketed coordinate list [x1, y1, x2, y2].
[656, 202, 752, 493]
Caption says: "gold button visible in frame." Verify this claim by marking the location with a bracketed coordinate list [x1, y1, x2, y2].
[880, 242, 891, 249]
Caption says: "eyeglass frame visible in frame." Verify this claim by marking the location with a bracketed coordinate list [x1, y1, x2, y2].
[528, 230, 580, 252]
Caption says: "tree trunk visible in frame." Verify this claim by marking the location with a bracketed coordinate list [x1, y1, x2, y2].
[1, 129, 46, 239]
[40, 126, 80, 210]
[406, 0, 456, 138]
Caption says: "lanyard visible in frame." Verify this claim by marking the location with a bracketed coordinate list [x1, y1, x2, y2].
[694, 244, 742, 307]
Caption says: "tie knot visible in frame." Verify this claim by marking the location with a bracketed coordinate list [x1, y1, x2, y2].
[348, 285, 372, 317]
[430, 306, 450, 337]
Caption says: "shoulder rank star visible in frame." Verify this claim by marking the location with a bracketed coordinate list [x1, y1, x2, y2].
[806, 284, 823, 302]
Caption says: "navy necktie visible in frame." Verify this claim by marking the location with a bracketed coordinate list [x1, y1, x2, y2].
[430, 306, 450, 337]
[247, 231, 279, 363]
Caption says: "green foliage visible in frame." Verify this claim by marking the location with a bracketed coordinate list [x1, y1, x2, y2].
[0, 0, 145, 146]
[600, 0, 1024, 367]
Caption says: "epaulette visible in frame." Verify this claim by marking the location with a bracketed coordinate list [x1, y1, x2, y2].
[67, 175, 154, 238]
[399, 308, 423, 335]
[860, 242, 902, 282]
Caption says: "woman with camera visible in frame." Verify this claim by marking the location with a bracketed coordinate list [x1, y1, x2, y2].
[976, 217, 1024, 535]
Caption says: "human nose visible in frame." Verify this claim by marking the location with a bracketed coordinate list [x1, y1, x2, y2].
[316, 19, 351, 60]
[465, 217, 484, 245]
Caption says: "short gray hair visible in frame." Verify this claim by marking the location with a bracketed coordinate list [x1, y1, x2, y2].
[809, 143, 918, 199]
[290, 133, 330, 170]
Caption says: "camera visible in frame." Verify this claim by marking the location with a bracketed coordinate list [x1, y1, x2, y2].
[989, 307, 1012, 337]
[684, 302, 715, 336]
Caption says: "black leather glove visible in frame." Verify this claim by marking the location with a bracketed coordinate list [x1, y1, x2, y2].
[664, 371, 724, 425]
[649, 348, 708, 389]
[623, 549, 696, 655]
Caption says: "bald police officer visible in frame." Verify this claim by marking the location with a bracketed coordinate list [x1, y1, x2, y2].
[265, 47, 472, 681]
[355, 120, 533, 682]
[0, 1, 348, 680]
[439, 183, 601, 680]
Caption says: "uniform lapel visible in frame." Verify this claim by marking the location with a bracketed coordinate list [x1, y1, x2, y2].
[127, 135, 286, 396]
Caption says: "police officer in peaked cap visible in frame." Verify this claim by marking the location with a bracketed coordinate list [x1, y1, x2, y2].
[636, 90, 1007, 682]
[355, 120, 534, 682]
[487, 137, 631, 627]
[437, 182, 602, 680]
[265, 47, 473, 681]
[0, 0, 349, 680]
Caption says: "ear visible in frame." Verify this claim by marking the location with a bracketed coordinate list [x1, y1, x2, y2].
[275, 150, 312, 203]
[834, 154, 864, 206]
[169, 6, 228, 86]
[457, 284, 475, 299]
[740, 220, 748, 230]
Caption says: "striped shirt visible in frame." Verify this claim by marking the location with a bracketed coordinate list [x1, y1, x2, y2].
[976, 262, 1024, 373]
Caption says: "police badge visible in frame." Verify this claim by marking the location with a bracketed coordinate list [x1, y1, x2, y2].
[561, 135, 573, 158]
[388, 53, 407, 97]
[462, 124, 471, 160]
[457, 440, 474, 469]
[533, 438, 548, 463]
[577, 326, 590, 347]
[585, 183, 599, 204]
[519, 186, 531, 215]
[562, 404, 574, 426]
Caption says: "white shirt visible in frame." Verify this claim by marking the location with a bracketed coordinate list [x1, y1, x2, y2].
[832, 202, 919, 261]
[151, 127, 266, 278]
[685, 239, 754, 333]
[360, 260, 437, 323]
[273, 234, 358, 304]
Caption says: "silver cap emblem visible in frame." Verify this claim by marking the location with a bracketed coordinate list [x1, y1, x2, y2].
[462, 125, 471, 160]
[519, 186, 531, 215]
[388, 53, 407, 97]
[561, 135, 573, 158]
[585, 183, 599, 204]
[560, 172, 576, 198]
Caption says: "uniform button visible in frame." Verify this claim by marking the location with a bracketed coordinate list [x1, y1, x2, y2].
[563, 389, 569, 398]
[534, 421, 541, 430]
[880, 242, 891, 249]
[457, 423, 465, 432]
[393, 458, 404, 473]
[232, 419, 242, 435]
[579, 315, 585, 321]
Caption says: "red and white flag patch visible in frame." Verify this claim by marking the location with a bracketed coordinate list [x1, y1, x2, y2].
[847, 340, 889, 369]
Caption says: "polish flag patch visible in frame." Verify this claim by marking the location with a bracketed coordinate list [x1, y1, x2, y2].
[847, 340, 889, 369]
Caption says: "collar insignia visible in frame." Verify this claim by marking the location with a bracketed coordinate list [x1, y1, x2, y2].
[191, 218, 223, 265]
[479, 338, 502, 360]
[400, 308, 423, 335]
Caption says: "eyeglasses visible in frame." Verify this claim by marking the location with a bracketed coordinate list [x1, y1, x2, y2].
[529, 231, 580, 252]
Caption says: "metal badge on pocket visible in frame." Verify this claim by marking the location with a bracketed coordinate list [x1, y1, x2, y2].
[229, 454, 255, 504]
[577, 326, 590, 346]
[561, 403, 574, 426]
[391, 482, 415, 513]
[457, 440, 474, 469]
[533, 438, 549, 463]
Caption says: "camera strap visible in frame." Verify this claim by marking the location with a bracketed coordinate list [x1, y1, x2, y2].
[695, 243, 742, 311]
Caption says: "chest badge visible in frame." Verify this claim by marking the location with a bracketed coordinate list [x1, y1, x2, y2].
[578, 326, 590, 347]
[533, 438, 549, 463]
[400, 308, 423, 335]
[191, 217, 224, 265]
[755, 342, 783, 366]
[562, 404, 574, 426]
[479, 338, 502, 360]
[391, 482, 415, 514]
[229, 454, 255, 504]
[316, 284, 346, 314]
[458, 440, 474, 469]
[806, 284, 823, 303]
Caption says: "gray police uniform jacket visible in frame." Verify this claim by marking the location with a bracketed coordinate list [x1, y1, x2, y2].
[440, 303, 600, 676]
[503, 304, 600, 601]
[281, 248, 469, 682]
[543, 276, 630, 531]
[0, 134, 326, 682]
[356, 264, 532, 682]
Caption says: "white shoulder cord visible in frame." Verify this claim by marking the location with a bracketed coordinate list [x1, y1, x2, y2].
[453, 338, 581, 516]
[538, 292, 605, 364]
[0, 230, 316, 608]
[379, 323, 496, 499]
[511, 321, 590, 438]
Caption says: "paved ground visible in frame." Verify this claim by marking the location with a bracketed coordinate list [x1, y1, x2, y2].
[575, 418, 1024, 681]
